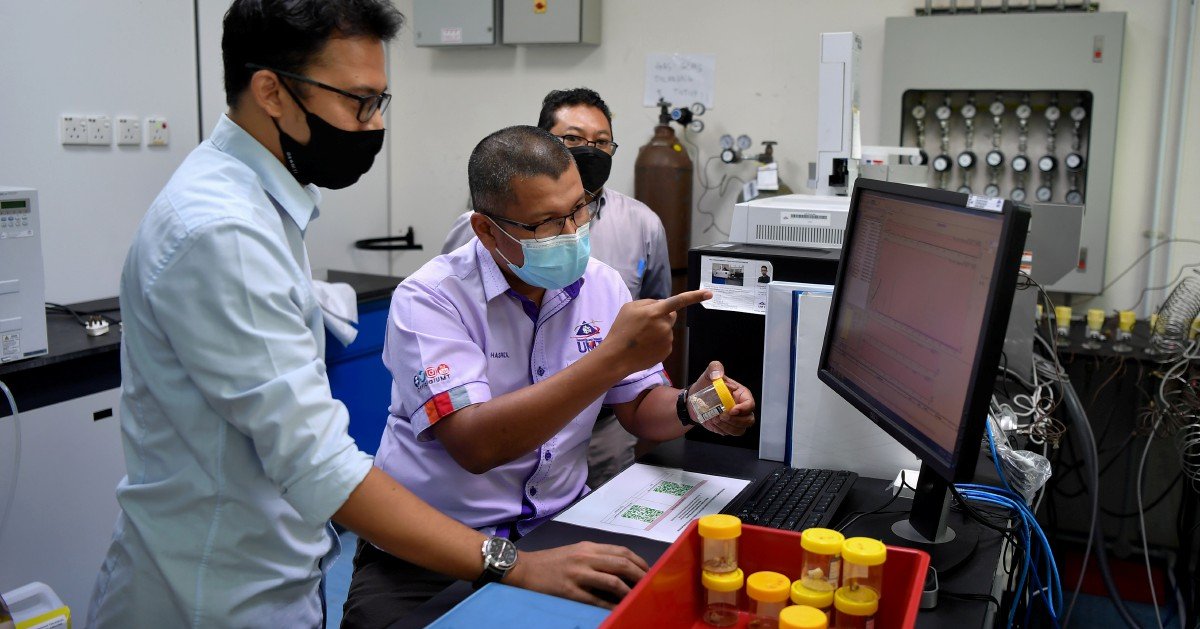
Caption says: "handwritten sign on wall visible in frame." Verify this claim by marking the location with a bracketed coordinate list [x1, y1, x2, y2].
[643, 53, 716, 108]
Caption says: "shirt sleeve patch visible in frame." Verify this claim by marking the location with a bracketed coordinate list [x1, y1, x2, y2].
[423, 384, 474, 425]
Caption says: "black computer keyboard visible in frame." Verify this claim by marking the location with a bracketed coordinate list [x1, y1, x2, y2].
[724, 467, 858, 531]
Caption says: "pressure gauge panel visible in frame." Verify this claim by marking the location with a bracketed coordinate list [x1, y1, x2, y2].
[908, 149, 929, 166]
[719, 134, 734, 150]
[691, 102, 706, 116]
[1045, 106, 1061, 122]
[1066, 189, 1084, 205]
[989, 101, 1006, 117]
[1070, 106, 1087, 122]
[1011, 155, 1030, 173]
[936, 105, 952, 121]
[912, 104, 927, 119]
[688, 120, 705, 133]
[1038, 155, 1057, 173]
[961, 103, 977, 119]
[986, 150, 1005, 168]
[957, 184, 972, 194]
[932, 154, 953, 172]
[736, 135, 753, 150]
[985, 183, 1001, 198]
[1036, 186, 1053, 203]
[1065, 152, 1085, 171]
[1015, 104, 1032, 120]
[1011, 187, 1027, 203]
[720, 148, 738, 164]
[957, 151, 977, 169]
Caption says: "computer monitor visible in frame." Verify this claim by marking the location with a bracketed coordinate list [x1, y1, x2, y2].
[817, 179, 1030, 548]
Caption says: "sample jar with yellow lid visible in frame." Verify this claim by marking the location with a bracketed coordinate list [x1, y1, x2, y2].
[833, 586, 879, 629]
[840, 537, 886, 597]
[698, 514, 741, 573]
[779, 605, 828, 629]
[689, 376, 736, 424]
[799, 527, 844, 591]
[790, 580, 834, 620]
[702, 568, 744, 627]
[746, 571, 792, 629]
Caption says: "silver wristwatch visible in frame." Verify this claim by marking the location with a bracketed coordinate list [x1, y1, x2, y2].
[472, 536, 518, 589]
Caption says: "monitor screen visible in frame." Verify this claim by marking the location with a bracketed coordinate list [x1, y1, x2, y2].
[818, 181, 1028, 483]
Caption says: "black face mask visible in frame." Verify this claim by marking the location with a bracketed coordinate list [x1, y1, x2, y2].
[274, 82, 385, 190]
[569, 145, 612, 195]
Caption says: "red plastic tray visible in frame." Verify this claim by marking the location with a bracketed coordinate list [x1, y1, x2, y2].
[601, 522, 930, 629]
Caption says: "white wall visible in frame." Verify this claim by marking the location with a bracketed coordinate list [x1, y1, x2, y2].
[385, 0, 1199, 314]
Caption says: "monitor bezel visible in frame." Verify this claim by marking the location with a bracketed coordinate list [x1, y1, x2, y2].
[816, 178, 1031, 483]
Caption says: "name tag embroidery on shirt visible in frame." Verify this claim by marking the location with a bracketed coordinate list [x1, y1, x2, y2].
[490, 351, 510, 359]
[414, 363, 452, 389]
[573, 320, 605, 354]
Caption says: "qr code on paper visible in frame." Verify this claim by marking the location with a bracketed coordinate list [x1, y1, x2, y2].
[621, 504, 664, 524]
[652, 480, 694, 497]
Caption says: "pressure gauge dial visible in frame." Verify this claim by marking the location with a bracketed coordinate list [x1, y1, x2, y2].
[1065, 152, 1085, 172]
[1065, 189, 1084, 205]
[935, 105, 952, 121]
[912, 104, 927, 119]
[688, 120, 705, 133]
[1045, 106, 1061, 122]
[1038, 155, 1058, 173]
[1070, 106, 1087, 122]
[985, 183, 1001, 198]
[1036, 185, 1053, 203]
[932, 154, 953, 173]
[961, 103, 977, 119]
[1015, 104, 1032, 120]
[691, 102, 706, 116]
[736, 135, 753, 150]
[720, 148, 739, 164]
[957, 184, 973, 195]
[986, 150, 1005, 168]
[989, 100, 1006, 117]
[719, 134, 734, 150]
[907, 149, 929, 166]
[1011, 155, 1030, 173]
[1011, 188, 1027, 203]
[957, 151, 977, 169]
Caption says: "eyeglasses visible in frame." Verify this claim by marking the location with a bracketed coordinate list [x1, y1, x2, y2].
[481, 191, 596, 239]
[245, 63, 392, 123]
[555, 134, 619, 155]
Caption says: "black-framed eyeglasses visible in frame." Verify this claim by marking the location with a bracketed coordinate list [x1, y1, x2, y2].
[480, 191, 596, 240]
[245, 63, 391, 123]
[555, 134, 619, 155]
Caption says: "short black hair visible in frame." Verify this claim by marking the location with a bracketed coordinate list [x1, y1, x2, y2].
[469, 126, 575, 216]
[537, 88, 613, 132]
[222, 0, 404, 107]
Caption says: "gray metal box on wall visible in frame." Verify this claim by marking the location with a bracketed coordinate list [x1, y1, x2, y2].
[413, 0, 499, 47]
[881, 12, 1125, 295]
[502, 0, 600, 45]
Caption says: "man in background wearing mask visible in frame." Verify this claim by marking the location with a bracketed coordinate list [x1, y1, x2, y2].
[88, 3, 648, 626]
[443, 88, 671, 489]
[345, 126, 755, 625]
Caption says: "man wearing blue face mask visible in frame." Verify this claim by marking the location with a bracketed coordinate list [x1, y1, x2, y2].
[343, 126, 756, 626]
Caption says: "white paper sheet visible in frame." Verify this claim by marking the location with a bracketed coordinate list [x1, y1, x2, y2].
[643, 53, 716, 108]
[699, 255, 773, 315]
[553, 463, 751, 543]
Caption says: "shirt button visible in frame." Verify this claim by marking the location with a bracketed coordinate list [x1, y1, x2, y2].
[536, 366, 546, 377]
[529, 487, 538, 496]
[544, 451, 552, 461]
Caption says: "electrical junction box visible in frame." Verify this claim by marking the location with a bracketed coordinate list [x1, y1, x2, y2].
[502, 0, 600, 45]
[0, 187, 48, 363]
[413, 0, 499, 47]
[729, 194, 850, 250]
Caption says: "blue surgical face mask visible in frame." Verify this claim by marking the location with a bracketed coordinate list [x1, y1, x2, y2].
[489, 218, 591, 290]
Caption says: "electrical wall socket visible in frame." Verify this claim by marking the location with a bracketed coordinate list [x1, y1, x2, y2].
[60, 115, 88, 145]
[146, 117, 169, 146]
[87, 115, 112, 145]
[116, 116, 142, 146]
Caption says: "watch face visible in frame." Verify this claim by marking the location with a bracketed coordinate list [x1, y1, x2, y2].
[957, 151, 976, 169]
[985, 183, 1001, 197]
[961, 104, 977, 119]
[1066, 189, 1084, 204]
[485, 537, 518, 569]
[986, 150, 1005, 167]
[1012, 155, 1029, 172]
[936, 105, 952, 121]
[1045, 106, 1061, 122]
[932, 154, 952, 172]
[1016, 104, 1032, 119]
[1065, 152, 1084, 170]
[989, 101, 1006, 117]
[912, 104, 927, 119]
[1038, 155, 1057, 173]
[1011, 187, 1027, 203]
[1036, 186, 1053, 202]
[1070, 106, 1087, 121]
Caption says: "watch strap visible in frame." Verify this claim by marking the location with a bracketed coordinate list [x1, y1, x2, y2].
[676, 388, 692, 426]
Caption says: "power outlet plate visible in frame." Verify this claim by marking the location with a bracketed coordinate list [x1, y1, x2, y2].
[60, 115, 88, 145]
[87, 115, 112, 145]
[146, 117, 169, 146]
[116, 116, 141, 146]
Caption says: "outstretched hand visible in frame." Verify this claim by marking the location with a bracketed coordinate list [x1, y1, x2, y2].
[604, 289, 712, 374]
[688, 360, 756, 437]
[505, 541, 650, 609]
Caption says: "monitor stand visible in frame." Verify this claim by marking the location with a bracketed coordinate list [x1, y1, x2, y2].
[885, 462, 979, 574]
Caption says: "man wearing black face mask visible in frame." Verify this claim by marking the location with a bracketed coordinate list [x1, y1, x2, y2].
[442, 88, 671, 488]
[87, 4, 649, 627]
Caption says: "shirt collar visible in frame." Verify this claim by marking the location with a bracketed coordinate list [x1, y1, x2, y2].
[209, 114, 321, 231]
[594, 189, 609, 223]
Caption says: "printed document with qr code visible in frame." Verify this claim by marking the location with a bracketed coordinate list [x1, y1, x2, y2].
[553, 463, 752, 542]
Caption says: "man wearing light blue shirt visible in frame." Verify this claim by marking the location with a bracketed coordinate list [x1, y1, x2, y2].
[87, 2, 646, 627]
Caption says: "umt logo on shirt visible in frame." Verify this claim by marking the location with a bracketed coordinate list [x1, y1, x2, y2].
[573, 321, 605, 354]
[413, 363, 451, 389]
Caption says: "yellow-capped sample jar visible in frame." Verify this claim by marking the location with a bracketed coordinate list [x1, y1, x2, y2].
[689, 376, 736, 424]
[747, 571, 792, 629]
[799, 527, 844, 591]
[833, 586, 879, 629]
[702, 568, 744, 627]
[698, 514, 741, 573]
[791, 580, 835, 621]
[840, 537, 886, 598]
[780, 604, 829, 629]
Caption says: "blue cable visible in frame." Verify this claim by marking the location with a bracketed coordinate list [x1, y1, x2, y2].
[985, 420, 1015, 494]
